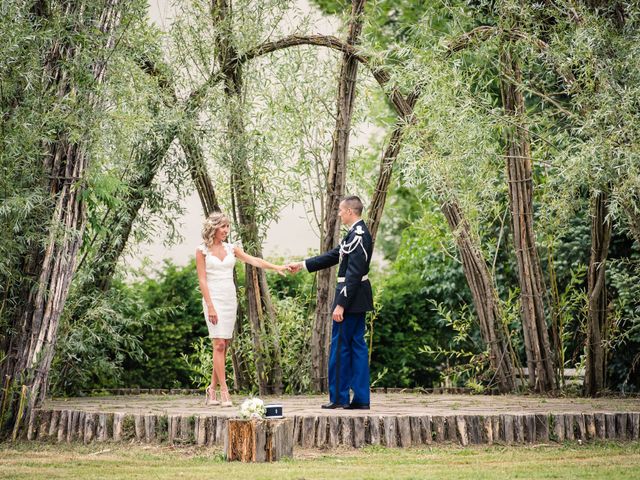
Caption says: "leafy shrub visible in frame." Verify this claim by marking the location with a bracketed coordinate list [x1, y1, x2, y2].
[50, 282, 146, 396]
[119, 259, 208, 389]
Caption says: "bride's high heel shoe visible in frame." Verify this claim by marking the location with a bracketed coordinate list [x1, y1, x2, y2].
[205, 385, 220, 406]
[220, 388, 233, 407]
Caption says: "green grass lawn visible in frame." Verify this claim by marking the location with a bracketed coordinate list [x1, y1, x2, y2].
[1, 442, 639, 479]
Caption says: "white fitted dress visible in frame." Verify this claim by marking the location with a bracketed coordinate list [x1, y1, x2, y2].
[198, 242, 238, 339]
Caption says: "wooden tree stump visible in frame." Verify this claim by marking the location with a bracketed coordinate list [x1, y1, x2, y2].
[595, 413, 606, 439]
[328, 416, 340, 447]
[49, 410, 60, 439]
[483, 416, 494, 444]
[553, 414, 565, 442]
[605, 413, 617, 439]
[300, 416, 316, 448]
[215, 416, 227, 445]
[421, 416, 433, 445]
[194, 416, 206, 446]
[409, 416, 423, 446]
[502, 414, 515, 444]
[382, 416, 397, 447]
[84, 413, 97, 444]
[535, 414, 549, 443]
[366, 416, 381, 445]
[353, 416, 365, 448]
[433, 416, 446, 443]
[585, 414, 597, 441]
[68, 410, 80, 443]
[491, 416, 501, 444]
[316, 416, 329, 447]
[57, 410, 68, 443]
[628, 413, 640, 440]
[445, 416, 458, 442]
[397, 416, 412, 447]
[145, 414, 157, 443]
[524, 414, 536, 443]
[616, 413, 628, 440]
[455, 416, 468, 446]
[341, 417, 354, 447]
[514, 415, 525, 444]
[168, 415, 179, 444]
[576, 414, 587, 441]
[467, 415, 483, 444]
[113, 413, 125, 442]
[226, 418, 293, 462]
[205, 416, 217, 446]
[565, 414, 576, 441]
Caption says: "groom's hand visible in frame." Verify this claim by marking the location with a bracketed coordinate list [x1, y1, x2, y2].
[332, 305, 344, 323]
[286, 262, 303, 273]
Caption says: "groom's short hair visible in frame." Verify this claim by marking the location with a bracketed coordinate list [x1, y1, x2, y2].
[342, 195, 363, 215]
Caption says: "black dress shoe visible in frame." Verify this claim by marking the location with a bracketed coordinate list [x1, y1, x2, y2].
[344, 403, 370, 410]
[321, 402, 347, 409]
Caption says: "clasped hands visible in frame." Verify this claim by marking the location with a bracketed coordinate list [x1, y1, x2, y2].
[284, 262, 304, 274]
[282, 261, 344, 322]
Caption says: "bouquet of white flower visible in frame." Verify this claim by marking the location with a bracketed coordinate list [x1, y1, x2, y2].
[239, 397, 266, 420]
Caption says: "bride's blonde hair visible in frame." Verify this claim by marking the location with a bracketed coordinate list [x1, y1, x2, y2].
[202, 212, 230, 247]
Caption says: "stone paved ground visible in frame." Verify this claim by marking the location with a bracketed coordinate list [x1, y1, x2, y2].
[43, 393, 640, 417]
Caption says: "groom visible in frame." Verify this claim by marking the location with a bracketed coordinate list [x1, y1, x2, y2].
[287, 195, 373, 409]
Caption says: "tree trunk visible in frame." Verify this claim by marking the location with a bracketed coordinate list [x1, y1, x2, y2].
[440, 198, 518, 392]
[0, 0, 123, 440]
[228, 189, 253, 393]
[212, 0, 282, 395]
[367, 91, 419, 243]
[179, 129, 220, 217]
[311, 0, 367, 393]
[584, 190, 612, 396]
[499, 47, 556, 392]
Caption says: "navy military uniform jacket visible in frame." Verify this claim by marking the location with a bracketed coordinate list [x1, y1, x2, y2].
[305, 219, 373, 313]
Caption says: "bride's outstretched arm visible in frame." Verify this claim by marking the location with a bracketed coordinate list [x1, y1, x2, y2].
[233, 245, 287, 275]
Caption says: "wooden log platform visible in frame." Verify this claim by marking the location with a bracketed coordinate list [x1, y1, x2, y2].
[22, 393, 640, 448]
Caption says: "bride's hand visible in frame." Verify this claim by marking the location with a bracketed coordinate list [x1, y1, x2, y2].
[274, 265, 287, 276]
[207, 307, 218, 325]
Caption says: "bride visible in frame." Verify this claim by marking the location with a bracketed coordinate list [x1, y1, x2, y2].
[195, 212, 287, 406]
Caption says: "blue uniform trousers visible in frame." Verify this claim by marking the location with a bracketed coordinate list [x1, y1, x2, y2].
[328, 312, 370, 405]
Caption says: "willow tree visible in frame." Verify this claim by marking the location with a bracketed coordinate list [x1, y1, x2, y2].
[541, 0, 640, 395]
[306, 0, 366, 392]
[579, 1, 634, 397]
[498, 42, 556, 392]
[427, 1, 557, 392]
[449, 0, 640, 394]
[0, 0, 126, 439]
[171, 0, 372, 394]
[394, 18, 521, 390]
